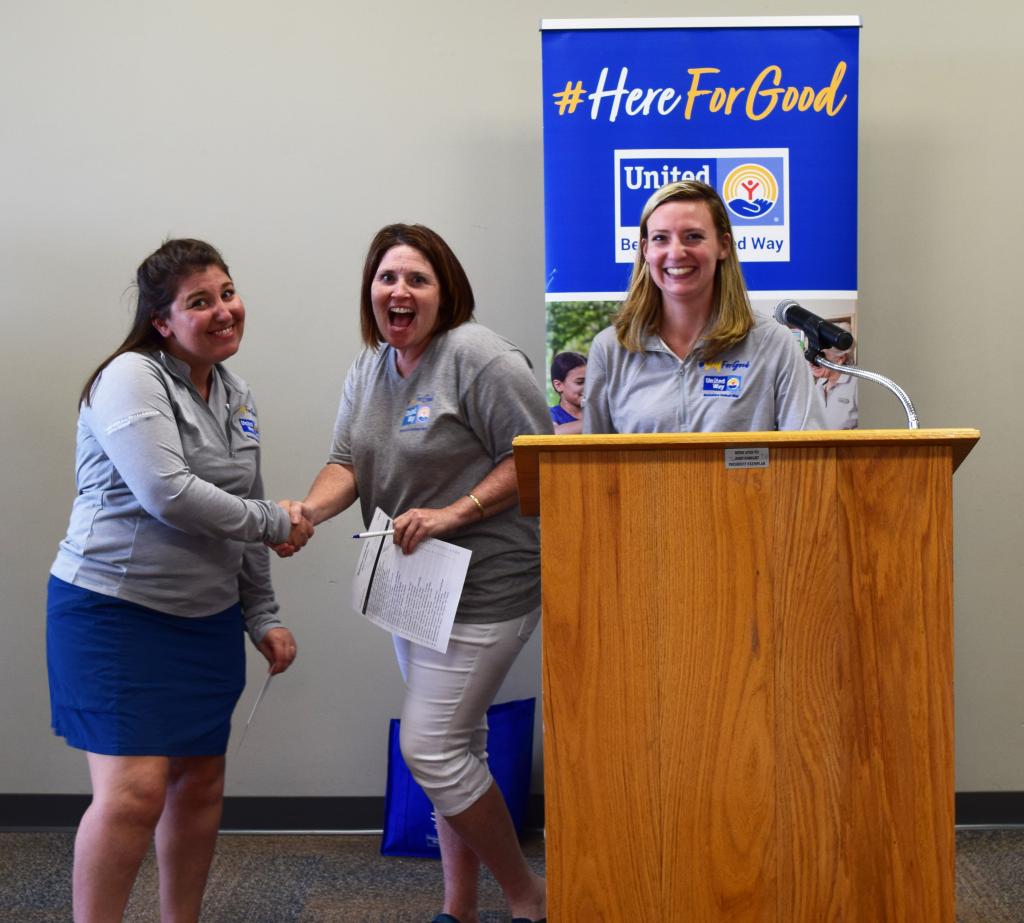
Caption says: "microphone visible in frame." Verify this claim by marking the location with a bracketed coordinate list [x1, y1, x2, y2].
[773, 300, 854, 352]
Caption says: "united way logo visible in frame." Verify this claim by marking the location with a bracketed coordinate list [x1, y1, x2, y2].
[613, 148, 789, 263]
[703, 375, 743, 398]
[722, 163, 780, 220]
[400, 394, 434, 432]
[235, 405, 260, 442]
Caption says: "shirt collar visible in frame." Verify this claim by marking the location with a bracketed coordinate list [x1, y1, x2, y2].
[156, 349, 195, 384]
[641, 331, 707, 361]
[155, 350, 243, 403]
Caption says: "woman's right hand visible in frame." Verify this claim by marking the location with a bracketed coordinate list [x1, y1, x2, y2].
[270, 500, 314, 557]
[269, 464, 359, 558]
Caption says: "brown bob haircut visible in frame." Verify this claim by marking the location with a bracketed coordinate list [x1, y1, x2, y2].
[359, 223, 475, 348]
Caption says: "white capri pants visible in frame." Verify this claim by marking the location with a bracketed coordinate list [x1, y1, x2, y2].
[393, 605, 541, 817]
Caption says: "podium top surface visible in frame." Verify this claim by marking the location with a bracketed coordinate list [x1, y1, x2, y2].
[512, 428, 980, 515]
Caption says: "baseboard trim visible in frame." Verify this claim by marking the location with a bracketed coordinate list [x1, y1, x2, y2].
[956, 791, 1024, 826]
[0, 794, 547, 832]
[2, 792, 1020, 832]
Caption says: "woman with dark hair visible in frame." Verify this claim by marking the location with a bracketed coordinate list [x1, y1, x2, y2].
[47, 239, 311, 922]
[278, 223, 550, 923]
[548, 351, 587, 434]
[584, 180, 824, 434]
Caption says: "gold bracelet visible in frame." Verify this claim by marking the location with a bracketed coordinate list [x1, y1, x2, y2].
[466, 493, 485, 519]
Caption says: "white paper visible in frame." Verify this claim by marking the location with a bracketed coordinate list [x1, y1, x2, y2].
[351, 508, 471, 653]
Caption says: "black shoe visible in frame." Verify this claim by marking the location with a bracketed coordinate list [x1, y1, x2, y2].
[511, 918, 547, 923]
[431, 915, 462, 923]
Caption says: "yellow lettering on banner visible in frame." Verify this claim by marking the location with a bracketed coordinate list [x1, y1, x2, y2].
[706, 85, 746, 115]
[725, 85, 745, 114]
[816, 61, 848, 115]
[746, 61, 848, 120]
[747, 65, 783, 120]
[596, 61, 849, 123]
[684, 67, 720, 120]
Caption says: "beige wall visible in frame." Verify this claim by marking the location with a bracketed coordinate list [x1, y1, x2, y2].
[1, 0, 1019, 798]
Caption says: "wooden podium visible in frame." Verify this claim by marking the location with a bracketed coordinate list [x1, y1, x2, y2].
[513, 429, 979, 923]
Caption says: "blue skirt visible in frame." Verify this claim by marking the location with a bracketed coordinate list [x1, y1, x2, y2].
[46, 575, 246, 756]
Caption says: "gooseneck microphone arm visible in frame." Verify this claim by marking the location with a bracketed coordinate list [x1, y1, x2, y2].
[812, 354, 919, 430]
[774, 299, 920, 430]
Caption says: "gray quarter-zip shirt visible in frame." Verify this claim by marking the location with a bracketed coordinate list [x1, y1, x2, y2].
[50, 350, 290, 641]
[583, 314, 826, 434]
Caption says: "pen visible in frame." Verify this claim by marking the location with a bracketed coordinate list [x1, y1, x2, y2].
[236, 670, 273, 753]
[352, 529, 395, 539]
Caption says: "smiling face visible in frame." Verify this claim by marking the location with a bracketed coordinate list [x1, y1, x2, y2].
[370, 245, 442, 372]
[152, 265, 244, 391]
[553, 363, 586, 415]
[641, 199, 730, 312]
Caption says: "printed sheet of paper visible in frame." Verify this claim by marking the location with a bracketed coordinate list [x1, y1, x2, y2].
[351, 508, 471, 653]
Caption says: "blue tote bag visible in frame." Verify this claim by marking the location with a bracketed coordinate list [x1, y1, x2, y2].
[381, 697, 536, 858]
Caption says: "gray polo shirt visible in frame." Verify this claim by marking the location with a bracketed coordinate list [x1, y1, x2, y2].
[51, 350, 290, 641]
[328, 323, 552, 623]
[818, 373, 858, 430]
[583, 314, 826, 433]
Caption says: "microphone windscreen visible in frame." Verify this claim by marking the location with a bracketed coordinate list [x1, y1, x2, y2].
[773, 299, 799, 324]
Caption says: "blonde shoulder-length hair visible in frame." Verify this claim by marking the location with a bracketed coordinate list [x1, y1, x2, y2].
[613, 180, 754, 359]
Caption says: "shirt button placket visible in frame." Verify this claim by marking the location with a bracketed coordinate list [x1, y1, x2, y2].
[678, 357, 688, 431]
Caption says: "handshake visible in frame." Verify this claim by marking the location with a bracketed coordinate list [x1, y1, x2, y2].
[272, 500, 316, 558]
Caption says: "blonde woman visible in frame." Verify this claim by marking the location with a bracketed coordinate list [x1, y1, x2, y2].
[583, 181, 825, 434]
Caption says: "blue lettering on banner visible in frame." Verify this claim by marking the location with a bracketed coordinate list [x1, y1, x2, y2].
[703, 375, 743, 398]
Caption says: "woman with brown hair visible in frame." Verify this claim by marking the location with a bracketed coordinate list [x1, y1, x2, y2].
[278, 223, 550, 923]
[48, 238, 311, 922]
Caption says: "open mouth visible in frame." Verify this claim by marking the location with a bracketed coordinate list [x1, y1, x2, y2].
[210, 324, 236, 338]
[665, 267, 695, 277]
[389, 308, 414, 329]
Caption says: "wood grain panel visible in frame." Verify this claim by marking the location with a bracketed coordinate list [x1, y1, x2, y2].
[837, 446, 955, 922]
[770, 448, 847, 921]
[656, 450, 777, 922]
[533, 438, 961, 922]
[540, 451, 662, 919]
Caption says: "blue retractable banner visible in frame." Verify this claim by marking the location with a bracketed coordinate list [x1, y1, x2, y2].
[541, 18, 862, 427]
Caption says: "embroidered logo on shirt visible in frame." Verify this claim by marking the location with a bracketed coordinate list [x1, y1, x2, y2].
[703, 375, 743, 398]
[400, 393, 434, 432]
[701, 359, 751, 372]
[235, 405, 260, 442]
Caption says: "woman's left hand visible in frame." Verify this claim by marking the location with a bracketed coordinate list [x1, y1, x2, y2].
[391, 458, 519, 554]
[257, 627, 298, 675]
[392, 506, 465, 555]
